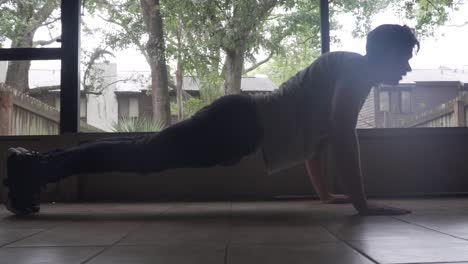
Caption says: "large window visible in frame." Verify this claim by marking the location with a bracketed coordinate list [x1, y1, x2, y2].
[0, 60, 62, 135]
[346, 3, 468, 129]
[2, 1, 466, 135]
[0, 1, 62, 49]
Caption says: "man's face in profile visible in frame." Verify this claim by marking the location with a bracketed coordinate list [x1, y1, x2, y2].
[373, 47, 414, 85]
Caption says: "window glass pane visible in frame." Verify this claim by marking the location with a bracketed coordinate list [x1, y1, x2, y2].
[401, 91, 412, 113]
[77, 1, 466, 132]
[379, 91, 390, 112]
[0, 1, 61, 48]
[129, 98, 139, 118]
[391, 91, 400, 113]
[80, 97, 87, 119]
[0, 60, 62, 135]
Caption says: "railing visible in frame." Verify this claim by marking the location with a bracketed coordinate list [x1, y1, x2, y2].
[0, 84, 101, 135]
[399, 92, 468, 128]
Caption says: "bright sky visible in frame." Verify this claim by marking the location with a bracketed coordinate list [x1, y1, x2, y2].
[29, 3, 468, 72]
[332, 3, 468, 70]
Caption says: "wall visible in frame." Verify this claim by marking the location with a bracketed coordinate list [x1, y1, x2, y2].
[0, 85, 102, 136]
[85, 63, 119, 131]
[357, 88, 375, 128]
[374, 83, 460, 128]
[1, 128, 468, 202]
[0, 61, 7, 83]
[412, 83, 460, 113]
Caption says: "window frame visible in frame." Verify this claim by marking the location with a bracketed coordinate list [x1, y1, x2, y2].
[0, 0, 81, 134]
[1, 0, 332, 135]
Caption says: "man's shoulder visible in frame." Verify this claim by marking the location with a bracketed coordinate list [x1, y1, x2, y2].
[318, 51, 365, 63]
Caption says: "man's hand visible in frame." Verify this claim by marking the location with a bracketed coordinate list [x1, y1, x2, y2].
[358, 202, 411, 216]
[322, 194, 351, 204]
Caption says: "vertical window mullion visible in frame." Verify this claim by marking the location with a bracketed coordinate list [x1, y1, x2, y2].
[59, 0, 81, 134]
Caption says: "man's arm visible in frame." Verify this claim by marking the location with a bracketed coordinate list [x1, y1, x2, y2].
[330, 80, 410, 215]
[305, 157, 350, 204]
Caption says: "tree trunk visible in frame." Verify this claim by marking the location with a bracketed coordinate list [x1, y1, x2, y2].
[224, 44, 245, 95]
[140, 0, 171, 127]
[5, 33, 35, 93]
[175, 61, 184, 121]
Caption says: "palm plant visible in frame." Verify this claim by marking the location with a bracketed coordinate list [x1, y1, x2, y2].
[112, 116, 165, 132]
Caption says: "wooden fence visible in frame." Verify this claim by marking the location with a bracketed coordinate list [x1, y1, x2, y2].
[0, 84, 101, 135]
[399, 92, 468, 128]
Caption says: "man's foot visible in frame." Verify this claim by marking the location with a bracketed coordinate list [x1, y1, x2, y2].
[3, 147, 44, 216]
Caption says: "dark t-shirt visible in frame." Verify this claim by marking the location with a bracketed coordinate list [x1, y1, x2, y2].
[253, 51, 371, 173]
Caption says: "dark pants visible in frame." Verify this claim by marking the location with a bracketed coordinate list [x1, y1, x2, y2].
[42, 95, 263, 182]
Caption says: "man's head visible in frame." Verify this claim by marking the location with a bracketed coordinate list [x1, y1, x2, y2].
[365, 24, 419, 85]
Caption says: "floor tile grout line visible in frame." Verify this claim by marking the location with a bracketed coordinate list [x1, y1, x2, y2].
[227, 201, 233, 247]
[391, 216, 468, 242]
[80, 203, 177, 264]
[399, 261, 468, 264]
[224, 244, 229, 264]
[224, 200, 233, 264]
[319, 222, 380, 264]
[0, 228, 50, 248]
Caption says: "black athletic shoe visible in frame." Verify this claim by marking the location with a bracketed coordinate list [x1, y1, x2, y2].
[3, 147, 44, 216]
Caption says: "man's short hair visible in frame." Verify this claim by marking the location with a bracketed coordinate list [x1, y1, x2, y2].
[366, 24, 420, 58]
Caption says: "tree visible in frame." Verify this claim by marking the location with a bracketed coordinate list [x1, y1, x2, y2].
[0, 0, 60, 92]
[251, 0, 464, 85]
[140, 0, 171, 127]
[183, 0, 280, 94]
[334, 0, 463, 37]
[86, 0, 462, 124]
[87, 0, 171, 126]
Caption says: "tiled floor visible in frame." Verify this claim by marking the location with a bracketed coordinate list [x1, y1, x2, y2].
[1, 199, 468, 263]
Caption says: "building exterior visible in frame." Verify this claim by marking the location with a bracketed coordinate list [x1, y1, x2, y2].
[358, 68, 468, 128]
[24, 63, 119, 132]
[0, 62, 277, 131]
[115, 75, 278, 122]
[3, 61, 467, 131]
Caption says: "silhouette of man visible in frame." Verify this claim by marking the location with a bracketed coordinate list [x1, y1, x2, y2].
[4, 24, 418, 216]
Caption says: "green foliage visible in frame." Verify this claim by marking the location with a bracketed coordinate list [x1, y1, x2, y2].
[111, 116, 164, 132]
[402, 0, 462, 36]
[170, 97, 207, 119]
[249, 46, 320, 87]
[0, 0, 60, 46]
[332, 0, 462, 37]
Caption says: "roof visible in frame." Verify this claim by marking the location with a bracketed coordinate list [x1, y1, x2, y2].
[26, 69, 278, 93]
[115, 74, 277, 93]
[22, 67, 468, 92]
[400, 68, 468, 84]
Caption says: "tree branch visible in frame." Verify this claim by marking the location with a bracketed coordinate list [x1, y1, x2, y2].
[96, 13, 149, 62]
[38, 16, 61, 29]
[425, 0, 445, 18]
[243, 52, 274, 74]
[446, 21, 468, 27]
[31, 0, 58, 30]
[33, 35, 61, 47]
[27, 85, 60, 95]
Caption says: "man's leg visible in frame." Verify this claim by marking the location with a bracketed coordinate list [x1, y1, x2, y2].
[41, 95, 261, 182]
[3, 94, 262, 215]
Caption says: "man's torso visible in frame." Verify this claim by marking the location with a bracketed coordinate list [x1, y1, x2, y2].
[254, 51, 371, 173]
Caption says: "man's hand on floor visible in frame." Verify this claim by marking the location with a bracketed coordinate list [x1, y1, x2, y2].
[358, 202, 411, 216]
[322, 194, 351, 204]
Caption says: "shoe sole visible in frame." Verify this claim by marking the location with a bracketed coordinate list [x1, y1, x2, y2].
[3, 147, 38, 216]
